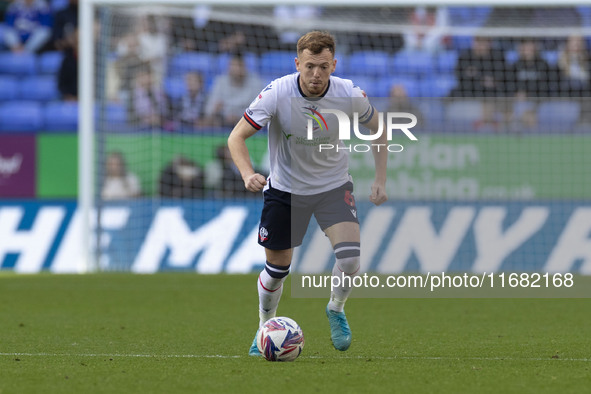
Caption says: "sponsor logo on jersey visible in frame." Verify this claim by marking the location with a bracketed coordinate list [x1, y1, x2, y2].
[302, 105, 328, 132]
[282, 130, 293, 140]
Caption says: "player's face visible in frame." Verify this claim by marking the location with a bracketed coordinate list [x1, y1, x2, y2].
[295, 48, 336, 97]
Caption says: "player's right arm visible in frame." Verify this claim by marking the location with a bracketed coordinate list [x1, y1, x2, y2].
[228, 118, 267, 192]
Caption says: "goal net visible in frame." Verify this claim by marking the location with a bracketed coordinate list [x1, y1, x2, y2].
[80, 0, 591, 277]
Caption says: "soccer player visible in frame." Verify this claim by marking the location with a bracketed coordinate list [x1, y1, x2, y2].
[227, 31, 387, 355]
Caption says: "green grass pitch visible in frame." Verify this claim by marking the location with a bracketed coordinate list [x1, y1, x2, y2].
[1, 273, 589, 393]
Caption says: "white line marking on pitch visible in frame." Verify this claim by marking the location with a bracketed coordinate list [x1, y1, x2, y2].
[1, 353, 588, 362]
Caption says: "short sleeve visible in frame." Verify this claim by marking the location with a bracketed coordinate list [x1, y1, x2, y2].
[351, 84, 374, 124]
[243, 82, 277, 130]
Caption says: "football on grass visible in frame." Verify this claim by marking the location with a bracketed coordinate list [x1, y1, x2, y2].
[256, 317, 304, 362]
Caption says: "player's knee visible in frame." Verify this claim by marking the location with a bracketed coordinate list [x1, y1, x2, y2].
[334, 242, 360, 276]
[264, 260, 291, 279]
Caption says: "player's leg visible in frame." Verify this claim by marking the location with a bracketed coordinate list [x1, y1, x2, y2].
[258, 248, 292, 326]
[323, 221, 360, 351]
[250, 248, 292, 356]
[250, 184, 311, 356]
[324, 222, 361, 313]
[315, 182, 361, 351]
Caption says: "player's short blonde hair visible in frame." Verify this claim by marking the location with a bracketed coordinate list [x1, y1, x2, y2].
[297, 31, 335, 57]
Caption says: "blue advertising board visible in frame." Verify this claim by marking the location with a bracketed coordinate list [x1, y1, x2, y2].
[0, 200, 590, 274]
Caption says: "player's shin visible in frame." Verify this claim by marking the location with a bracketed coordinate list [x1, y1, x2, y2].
[328, 242, 361, 312]
[257, 261, 290, 326]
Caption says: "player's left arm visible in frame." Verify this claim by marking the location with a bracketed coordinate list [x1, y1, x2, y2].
[364, 109, 388, 206]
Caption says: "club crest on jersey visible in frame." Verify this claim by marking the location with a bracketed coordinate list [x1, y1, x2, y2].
[259, 227, 269, 242]
[251, 85, 271, 106]
[302, 105, 328, 133]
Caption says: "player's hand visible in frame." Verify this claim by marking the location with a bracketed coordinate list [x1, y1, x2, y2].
[370, 182, 388, 206]
[244, 173, 267, 192]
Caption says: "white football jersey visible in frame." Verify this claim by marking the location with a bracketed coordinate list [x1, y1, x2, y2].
[244, 73, 373, 195]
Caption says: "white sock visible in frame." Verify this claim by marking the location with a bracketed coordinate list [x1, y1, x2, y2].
[258, 261, 290, 326]
[328, 242, 360, 313]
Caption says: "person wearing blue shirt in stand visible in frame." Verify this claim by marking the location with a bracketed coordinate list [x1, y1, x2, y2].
[2, 0, 51, 53]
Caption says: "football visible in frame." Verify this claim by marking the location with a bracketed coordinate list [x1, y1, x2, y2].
[256, 317, 305, 362]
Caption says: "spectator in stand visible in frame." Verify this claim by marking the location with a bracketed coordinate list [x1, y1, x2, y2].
[387, 84, 424, 126]
[116, 14, 168, 87]
[176, 71, 207, 129]
[273, 6, 321, 51]
[130, 63, 171, 130]
[57, 27, 77, 100]
[205, 51, 263, 127]
[507, 94, 539, 134]
[159, 155, 204, 198]
[403, 6, 449, 53]
[558, 35, 590, 96]
[51, 0, 77, 51]
[450, 36, 506, 97]
[206, 145, 257, 198]
[2, 0, 51, 53]
[101, 151, 142, 200]
[473, 101, 504, 133]
[509, 38, 555, 97]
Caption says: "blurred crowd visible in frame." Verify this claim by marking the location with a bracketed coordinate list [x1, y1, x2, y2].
[2, 2, 591, 199]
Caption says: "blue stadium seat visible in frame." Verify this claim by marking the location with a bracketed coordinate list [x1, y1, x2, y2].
[93, 103, 128, 131]
[343, 76, 380, 97]
[39, 51, 64, 74]
[0, 101, 43, 131]
[451, 36, 473, 51]
[0, 52, 37, 75]
[333, 53, 348, 72]
[0, 24, 6, 51]
[259, 51, 297, 76]
[577, 6, 591, 26]
[93, 103, 128, 132]
[105, 103, 127, 124]
[217, 52, 260, 75]
[387, 76, 420, 98]
[164, 76, 187, 100]
[448, 7, 471, 25]
[473, 6, 493, 21]
[0, 76, 19, 101]
[445, 100, 483, 132]
[51, 0, 69, 11]
[505, 50, 519, 65]
[347, 51, 390, 77]
[448, 7, 491, 27]
[437, 51, 458, 73]
[392, 51, 435, 76]
[169, 52, 214, 77]
[541, 51, 559, 66]
[416, 99, 446, 130]
[537, 101, 580, 133]
[20, 76, 59, 101]
[419, 74, 457, 97]
[44, 101, 78, 131]
[259, 73, 281, 86]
